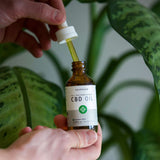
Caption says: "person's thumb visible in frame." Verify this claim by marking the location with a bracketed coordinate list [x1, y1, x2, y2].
[67, 130, 97, 148]
[19, 1, 65, 25]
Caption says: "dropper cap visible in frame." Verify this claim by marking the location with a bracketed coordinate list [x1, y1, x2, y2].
[55, 21, 78, 44]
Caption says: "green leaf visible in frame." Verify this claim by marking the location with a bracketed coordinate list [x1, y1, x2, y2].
[0, 43, 25, 65]
[101, 136, 116, 156]
[78, 0, 96, 2]
[98, 79, 154, 111]
[108, 2, 160, 158]
[101, 115, 133, 160]
[63, 0, 72, 6]
[100, 113, 134, 136]
[151, 1, 160, 15]
[143, 85, 160, 135]
[107, 0, 160, 99]
[132, 130, 160, 160]
[87, 5, 109, 76]
[96, 50, 138, 96]
[0, 67, 63, 148]
[45, 50, 70, 88]
[99, 114, 134, 159]
[78, 0, 107, 3]
[109, 123, 132, 160]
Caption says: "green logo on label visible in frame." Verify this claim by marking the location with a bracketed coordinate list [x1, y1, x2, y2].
[79, 105, 87, 114]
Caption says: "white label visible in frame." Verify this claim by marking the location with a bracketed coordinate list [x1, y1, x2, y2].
[65, 85, 98, 127]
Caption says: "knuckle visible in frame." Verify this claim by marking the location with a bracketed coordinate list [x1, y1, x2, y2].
[71, 131, 85, 148]
[37, 3, 50, 18]
[37, 3, 45, 14]
[36, 3, 58, 23]
[11, 1, 24, 20]
[2, 0, 20, 21]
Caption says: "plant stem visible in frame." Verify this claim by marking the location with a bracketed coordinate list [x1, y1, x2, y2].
[87, 5, 109, 77]
[45, 50, 70, 88]
[100, 114, 134, 160]
[99, 113, 134, 136]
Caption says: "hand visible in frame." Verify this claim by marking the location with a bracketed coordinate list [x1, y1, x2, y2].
[0, 0, 66, 57]
[3, 115, 102, 160]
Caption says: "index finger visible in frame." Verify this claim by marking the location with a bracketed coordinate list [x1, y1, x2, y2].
[47, 0, 66, 40]
[50, 0, 66, 14]
[38, 0, 66, 15]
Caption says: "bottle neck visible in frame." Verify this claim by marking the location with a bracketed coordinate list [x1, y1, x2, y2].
[72, 61, 86, 75]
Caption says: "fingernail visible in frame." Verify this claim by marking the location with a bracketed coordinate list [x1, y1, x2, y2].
[87, 130, 97, 145]
[54, 10, 64, 22]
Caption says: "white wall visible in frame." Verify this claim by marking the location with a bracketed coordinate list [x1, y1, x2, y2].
[2, 0, 157, 159]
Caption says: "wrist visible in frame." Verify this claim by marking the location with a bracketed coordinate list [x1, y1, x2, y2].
[0, 148, 25, 160]
[0, 149, 11, 160]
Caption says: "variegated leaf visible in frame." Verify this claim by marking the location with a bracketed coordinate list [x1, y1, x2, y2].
[0, 67, 63, 148]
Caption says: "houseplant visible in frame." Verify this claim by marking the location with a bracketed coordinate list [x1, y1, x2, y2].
[0, 0, 160, 159]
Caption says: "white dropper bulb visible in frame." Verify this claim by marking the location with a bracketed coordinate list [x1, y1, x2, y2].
[55, 20, 78, 44]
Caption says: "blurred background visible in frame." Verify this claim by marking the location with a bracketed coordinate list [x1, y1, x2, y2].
[2, 0, 157, 159]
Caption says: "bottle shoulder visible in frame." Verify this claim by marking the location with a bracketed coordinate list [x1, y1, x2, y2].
[66, 74, 95, 86]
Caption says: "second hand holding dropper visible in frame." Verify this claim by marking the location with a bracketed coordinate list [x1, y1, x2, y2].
[55, 21, 79, 62]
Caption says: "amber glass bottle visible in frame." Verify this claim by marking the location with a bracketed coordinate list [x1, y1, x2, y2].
[65, 61, 98, 131]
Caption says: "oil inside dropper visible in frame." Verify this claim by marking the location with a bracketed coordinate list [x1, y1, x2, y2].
[66, 39, 79, 61]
